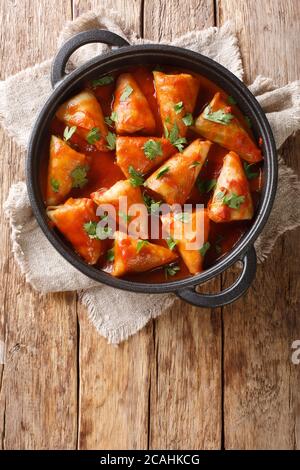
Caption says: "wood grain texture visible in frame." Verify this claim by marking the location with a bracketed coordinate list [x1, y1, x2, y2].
[0, 0, 78, 450]
[144, 0, 222, 450]
[217, 0, 300, 450]
[73, 0, 152, 451]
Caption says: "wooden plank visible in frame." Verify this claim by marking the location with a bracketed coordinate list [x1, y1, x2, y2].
[0, 0, 78, 450]
[143, 0, 222, 450]
[73, 0, 152, 450]
[217, 0, 300, 449]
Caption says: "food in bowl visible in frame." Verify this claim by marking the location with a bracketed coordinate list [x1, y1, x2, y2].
[44, 65, 263, 283]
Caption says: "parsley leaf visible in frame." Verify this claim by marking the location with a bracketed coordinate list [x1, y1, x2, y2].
[189, 160, 201, 168]
[71, 166, 88, 188]
[83, 221, 98, 238]
[182, 113, 194, 126]
[216, 191, 226, 201]
[243, 162, 258, 180]
[96, 225, 112, 240]
[199, 241, 210, 257]
[174, 101, 184, 114]
[164, 264, 180, 279]
[110, 111, 118, 122]
[104, 116, 113, 127]
[156, 166, 169, 179]
[92, 76, 114, 87]
[50, 177, 60, 193]
[227, 95, 237, 105]
[142, 192, 161, 214]
[106, 131, 116, 150]
[120, 85, 133, 102]
[129, 166, 144, 187]
[166, 237, 177, 251]
[136, 240, 149, 253]
[197, 178, 217, 193]
[174, 212, 191, 223]
[105, 112, 118, 127]
[203, 105, 234, 125]
[168, 122, 187, 152]
[223, 193, 245, 209]
[118, 211, 132, 223]
[63, 125, 77, 141]
[106, 248, 114, 262]
[86, 127, 101, 144]
[143, 140, 163, 160]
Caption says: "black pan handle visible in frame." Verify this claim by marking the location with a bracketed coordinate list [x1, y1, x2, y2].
[176, 246, 257, 308]
[51, 29, 130, 88]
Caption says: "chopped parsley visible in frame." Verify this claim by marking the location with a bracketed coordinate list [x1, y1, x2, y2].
[63, 125, 77, 141]
[50, 177, 60, 193]
[168, 122, 187, 152]
[106, 131, 116, 150]
[128, 166, 144, 187]
[164, 264, 180, 279]
[197, 178, 217, 194]
[71, 165, 88, 188]
[136, 240, 149, 253]
[166, 236, 177, 251]
[120, 84, 133, 102]
[143, 139, 163, 160]
[86, 127, 101, 144]
[83, 221, 98, 238]
[156, 166, 169, 179]
[92, 76, 114, 87]
[223, 193, 245, 209]
[182, 113, 194, 126]
[203, 105, 234, 125]
[142, 192, 161, 214]
[105, 112, 118, 127]
[96, 225, 113, 240]
[189, 160, 201, 168]
[174, 101, 184, 114]
[174, 212, 191, 223]
[215, 191, 226, 201]
[106, 248, 115, 262]
[227, 95, 237, 105]
[110, 111, 118, 122]
[243, 162, 258, 180]
[199, 241, 210, 257]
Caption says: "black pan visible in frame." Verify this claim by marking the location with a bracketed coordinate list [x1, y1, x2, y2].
[26, 29, 277, 308]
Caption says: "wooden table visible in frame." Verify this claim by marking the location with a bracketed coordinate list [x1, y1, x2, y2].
[0, 0, 299, 450]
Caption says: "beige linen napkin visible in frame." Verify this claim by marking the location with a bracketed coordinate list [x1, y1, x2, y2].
[1, 9, 300, 343]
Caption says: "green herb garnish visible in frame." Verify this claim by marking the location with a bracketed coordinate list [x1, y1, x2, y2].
[63, 125, 77, 141]
[182, 113, 194, 126]
[203, 105, 234, 125]
[199, 241, 210, 257]
[156, 166, 169, 179]
[197, 178, 217, 193]
[120, 85, 133, 102]
[118, 211, 132, 223]
[71, 166, 88, 188]
[50, 177, 60, 193]
[143, 139, 163, 160]
[110, 111, 118, 122]
[106, 131, 116, 150]
[86, 127, 101, 144]
[136, 240, 149, 253]
[215, 191, 226, 201]
[168, 122, 187, 152]
[227, 96, 237, 105]
[166, 237, 177, 251]
[142, 192, 161, 214]
[92, 76, 114, 87]
[174, 101, 183, 114]
[189, 160, 201, 168]
[223, 193, 245, 209]
[128, 166, 144, 187]
[83, 221, 98, 238]
[243, 162, 258, 180]
[96, 225, 112, 240]
[164, 264, 180, 279]
[106, 248, 114, 262]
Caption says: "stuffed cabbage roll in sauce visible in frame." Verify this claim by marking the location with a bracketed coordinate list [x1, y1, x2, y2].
[56, 90, 109, 151]
[47, 198, 104, 264]
[116, 136, 176, 177]
[112, 231, 178, 277]
[46, 135, 89, 205]
[161, 208, 210, 274]
[113, 73, 156, 135]
[208, 151, 254, 222]
[153, 71, 200, 138]
[194, 92, 262, 163]
[145, 139, 212, 205]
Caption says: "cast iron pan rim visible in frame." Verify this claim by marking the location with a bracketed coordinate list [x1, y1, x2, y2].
[26, 44, 277, 294]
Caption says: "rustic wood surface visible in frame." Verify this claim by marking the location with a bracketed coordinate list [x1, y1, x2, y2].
[0, 0, 299, 450]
